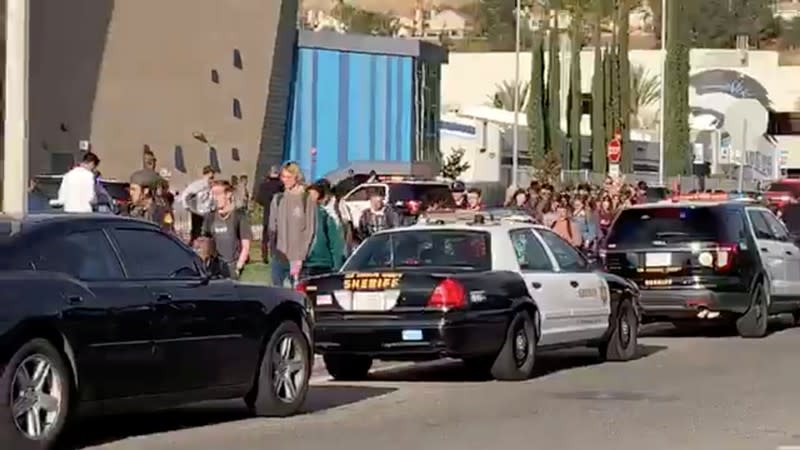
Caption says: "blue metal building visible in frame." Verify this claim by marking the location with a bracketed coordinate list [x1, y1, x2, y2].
[285, 31, 448, 181]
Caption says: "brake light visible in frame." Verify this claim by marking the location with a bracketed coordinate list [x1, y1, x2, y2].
[295, 281, 308, 295]
[427, 278, 466, 310]
[406, 200, 421, 215]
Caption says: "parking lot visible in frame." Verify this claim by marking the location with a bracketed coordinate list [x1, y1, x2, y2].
[63, 320, 800, 450]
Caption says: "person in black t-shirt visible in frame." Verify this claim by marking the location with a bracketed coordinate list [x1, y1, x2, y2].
[202, 180, 253, 279]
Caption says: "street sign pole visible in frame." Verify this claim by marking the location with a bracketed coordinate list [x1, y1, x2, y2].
[2, 0, 30, 214]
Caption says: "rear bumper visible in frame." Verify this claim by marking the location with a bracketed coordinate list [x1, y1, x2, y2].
[314, 313, 507, 360]
[638, 288, 750, 321]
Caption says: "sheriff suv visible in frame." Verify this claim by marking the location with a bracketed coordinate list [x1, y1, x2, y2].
[602, 193, 800, 338]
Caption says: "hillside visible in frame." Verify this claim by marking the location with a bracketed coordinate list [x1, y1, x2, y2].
[301, 0, 476, 16]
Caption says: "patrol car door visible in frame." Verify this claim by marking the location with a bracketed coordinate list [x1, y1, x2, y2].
[761, 209, 800, 302]
[342, 184, 385, 227]
[537, 229, 610, 341]
[509, 228, 574, 345]
[746, 208, 789, 298]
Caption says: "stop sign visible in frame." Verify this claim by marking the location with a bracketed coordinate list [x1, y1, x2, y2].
[607, 138, 621, 163]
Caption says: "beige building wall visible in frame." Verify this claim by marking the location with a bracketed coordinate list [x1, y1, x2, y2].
[23, 0, 298, 189]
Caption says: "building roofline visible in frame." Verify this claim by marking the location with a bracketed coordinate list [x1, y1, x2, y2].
[297, 30, 448, 64]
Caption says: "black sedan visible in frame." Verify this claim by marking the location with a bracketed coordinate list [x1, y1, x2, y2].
[0, 214, 313, 449]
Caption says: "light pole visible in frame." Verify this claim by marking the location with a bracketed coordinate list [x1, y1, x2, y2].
[2, 0, 30, 214]
[657, 0, 666, 186]
[512, 0, 522, 188]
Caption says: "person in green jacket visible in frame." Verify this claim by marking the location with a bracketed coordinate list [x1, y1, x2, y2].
[302, 182, 346, 278]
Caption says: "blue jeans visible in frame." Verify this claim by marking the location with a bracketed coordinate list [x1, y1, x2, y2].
[271, 258, 291, 287]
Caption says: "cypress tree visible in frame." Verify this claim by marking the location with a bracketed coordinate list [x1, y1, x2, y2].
[528, 29, 547, 162]
[548, 7, 562, 157]
[568, 5, 583, 170]
[664, 0, 691, 176]
[603, 44, 613, 144]
[591, 2, 606, 174]
[617, 0, 632, 173]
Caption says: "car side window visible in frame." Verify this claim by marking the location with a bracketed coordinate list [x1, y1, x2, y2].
[111, 228, 200, 279]
[537, 229, 588, 272]
[748, 210, 776, 240]
[509, 229, 553, 271]
[33, 230, 124, 281]
[761, 211, 789, 241]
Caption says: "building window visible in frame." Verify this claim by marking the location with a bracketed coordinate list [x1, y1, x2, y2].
[233, 98, 242, 119]
[209, 146, 221, 173]
[174, 145, 186, 173]
[211, 69, 220, 84]
[768, 112, 800, 135]
[231, 147, 240, 161]
[233, 49, 243, 69]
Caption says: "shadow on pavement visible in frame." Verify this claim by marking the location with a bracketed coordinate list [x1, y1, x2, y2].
[367, 344, 666, 383]
[59, 385, 395, 450]
[642, 315, 795, 338]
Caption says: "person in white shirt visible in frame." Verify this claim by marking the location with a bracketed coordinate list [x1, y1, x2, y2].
[56, 152, 100, 213]
[179, 165, 216, 242]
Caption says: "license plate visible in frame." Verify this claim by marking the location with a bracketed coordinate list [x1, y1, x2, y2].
[402, 329, 423, 341]
[645, 253, 672, 267]
[351, 291, 399, 311]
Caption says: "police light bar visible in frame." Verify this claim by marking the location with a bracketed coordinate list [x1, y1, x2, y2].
[419, 210, 484, 224]
[671, 192, 730, 202]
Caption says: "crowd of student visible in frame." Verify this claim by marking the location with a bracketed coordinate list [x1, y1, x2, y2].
[53, 152, 656, 286]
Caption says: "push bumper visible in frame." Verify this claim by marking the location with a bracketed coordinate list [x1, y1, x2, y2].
[638, 288, 750, 322]
[314, 314, 507, 361]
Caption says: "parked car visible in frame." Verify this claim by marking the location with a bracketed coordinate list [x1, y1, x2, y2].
[0, 214, 313, 449]
[304, 210, 640, 382]
[33, 174, 130, 213]
[602, 196, 800, 337]
[339, 177, 455, 226]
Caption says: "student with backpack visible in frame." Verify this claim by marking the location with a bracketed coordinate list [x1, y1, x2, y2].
[202, 180, 252, 279]
[267, 162, 316, 287]
[302, 182, 346, 278]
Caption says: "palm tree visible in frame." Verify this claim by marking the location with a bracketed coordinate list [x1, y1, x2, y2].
[630, 63, 660, 128]
[488, 80, 530, 111]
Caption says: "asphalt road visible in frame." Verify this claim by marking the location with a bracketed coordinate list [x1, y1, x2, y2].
[65, 320, 800, 450]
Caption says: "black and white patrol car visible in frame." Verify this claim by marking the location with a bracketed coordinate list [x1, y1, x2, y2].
[301, 211, 641, 381]
[602, 193, 800, 337]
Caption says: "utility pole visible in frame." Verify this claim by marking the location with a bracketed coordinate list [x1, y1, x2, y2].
[657, 0, 666, 186]
[512, 0, 522, 188]
[3, 0, 30, 214]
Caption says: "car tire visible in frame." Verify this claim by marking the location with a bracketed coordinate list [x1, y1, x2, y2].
[490, 310, 537, 381]
[246, 321, 311, 417]
[0, 338, 72, 450]
[600, 298, 639, 361]
[322, 354, 373, 381]
[736, 281, 769, 338]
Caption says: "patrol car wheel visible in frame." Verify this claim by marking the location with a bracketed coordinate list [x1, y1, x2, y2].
[601, 298, 638, 361]
[323, 354, 373, 381]
[0, 338, 71, 450]
[490, 310, 537, 381]
[246, 321, 310, 417]
[736, 281, 769, 338]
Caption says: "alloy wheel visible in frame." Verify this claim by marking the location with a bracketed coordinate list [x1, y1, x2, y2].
[272, 335, 307, 403]
[11, 354, 64, 439]
[619, 309, 632, 348]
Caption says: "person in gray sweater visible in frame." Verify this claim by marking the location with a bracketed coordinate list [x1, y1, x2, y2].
[267, 162, 316, 287]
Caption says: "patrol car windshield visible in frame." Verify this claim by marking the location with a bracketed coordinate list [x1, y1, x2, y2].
[606, 206, 734, 248]
[343, 230, 491, 272]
